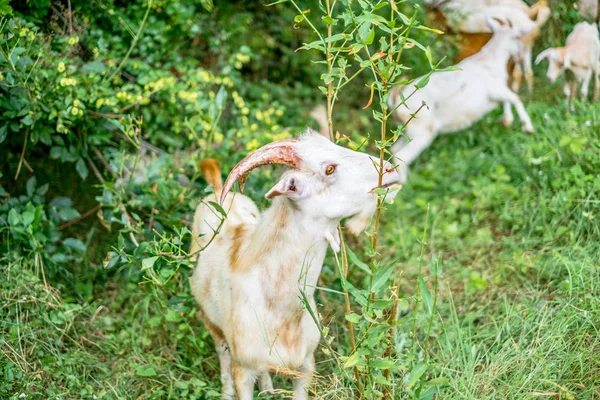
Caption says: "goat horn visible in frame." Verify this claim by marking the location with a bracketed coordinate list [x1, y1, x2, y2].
[220, 139, 300, 204]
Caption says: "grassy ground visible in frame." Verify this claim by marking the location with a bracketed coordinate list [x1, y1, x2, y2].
[2, 97, 599, 399]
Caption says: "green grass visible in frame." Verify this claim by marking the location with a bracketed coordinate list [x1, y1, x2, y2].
[2, 99, 599, 399]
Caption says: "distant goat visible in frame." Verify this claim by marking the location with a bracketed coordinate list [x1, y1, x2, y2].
[388, 17, 535, 183]
[190, 132, 399, 399]
[536, 22, 600, 104]
[430, 0, 550, 91]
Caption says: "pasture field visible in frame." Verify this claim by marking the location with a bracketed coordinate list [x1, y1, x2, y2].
[1, 1, 599, 399]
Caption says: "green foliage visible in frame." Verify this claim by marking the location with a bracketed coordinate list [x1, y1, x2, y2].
[1, 1, 598, 399]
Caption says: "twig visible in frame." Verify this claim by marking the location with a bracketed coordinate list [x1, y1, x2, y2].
[22, 158, 33, 173]
[93, 148, 116, 176]
[105, 0, 153, 82]
[14, 130, 29, 180]
[57, 204, 101, 230]
[67, 0, 73, 35]
[86, 156, 104, 182]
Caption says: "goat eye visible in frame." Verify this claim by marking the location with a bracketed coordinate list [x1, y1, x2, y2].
[325, 165, 336, 175]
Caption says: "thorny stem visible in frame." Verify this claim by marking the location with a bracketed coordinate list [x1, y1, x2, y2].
[106, 0, 153, 83]
[411, 204, 430, 368]
[324, 0, 361, 395]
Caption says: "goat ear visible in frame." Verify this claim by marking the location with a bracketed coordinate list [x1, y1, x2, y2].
[485, 17, 506, 32]
[265, 175, 306, 200]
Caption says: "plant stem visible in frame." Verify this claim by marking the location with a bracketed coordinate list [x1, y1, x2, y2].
[106, 0, 153, 83]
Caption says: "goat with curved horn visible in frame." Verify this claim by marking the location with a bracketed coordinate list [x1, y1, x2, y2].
[190, 130, 400, 399]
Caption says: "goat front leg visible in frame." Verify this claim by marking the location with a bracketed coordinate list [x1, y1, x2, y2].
[232, 362, 256, 400]
[579, 70, 592, 102]
[493, 89, 534, 133]
[292, 355, 315, 400]
[502, 101, 514, 127]
[216, 339, 236, 399]
[257, 371, 274, 394]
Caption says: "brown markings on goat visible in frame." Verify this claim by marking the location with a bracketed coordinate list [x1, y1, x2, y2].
[196, 306, 225, 343]
[280, 312, 304, 352]
[229, 224, 249, 272]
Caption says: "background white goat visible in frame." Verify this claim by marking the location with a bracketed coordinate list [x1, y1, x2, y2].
[388, 17, 535, 183]
[190, 132, 399, 399]
[437, 0, 550, 92]
[535, 22, 600, 104]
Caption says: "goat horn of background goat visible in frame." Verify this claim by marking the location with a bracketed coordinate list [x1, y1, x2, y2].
[220, 139, 300, 204]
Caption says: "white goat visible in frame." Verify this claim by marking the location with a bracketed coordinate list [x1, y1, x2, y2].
[388, 17, 535, 183]
[535, 22, 600, 104]
[438, 0, 550, 91]
[190, 132, 399, 399]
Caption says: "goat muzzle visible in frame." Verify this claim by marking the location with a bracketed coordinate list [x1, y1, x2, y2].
[220, 139, 301, 204]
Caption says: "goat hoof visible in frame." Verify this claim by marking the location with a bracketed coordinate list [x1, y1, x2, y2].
[523, 125, 534, 134]
[501, 118, 514, 128]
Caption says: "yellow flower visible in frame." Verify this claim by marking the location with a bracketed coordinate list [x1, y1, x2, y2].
[19, 28, 29, 37]
[214, 132, 224, 142]
[250, 123, 258, 131]
[71, 107, 79, 116]
[57, 62, 65, 73]
[96, 99, 105, 108]
[57, 124, 66, 133]
[60, 78, 77, 86]
[116, 92, 127, 102]
[73, 99, 81, 107]
[241, 107, 249, 115]
[256, 111, 263, 121]
[67, 36, 79, 45]
[275, 109, 284, 117]
[246, 138, 260, 151]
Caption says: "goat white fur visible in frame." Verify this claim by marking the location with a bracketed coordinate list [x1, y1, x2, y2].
[535, 22, 600, 104]
[440, 0, 550, 92]
[190, 131, 399, 399]
[388, 17, 535, 183]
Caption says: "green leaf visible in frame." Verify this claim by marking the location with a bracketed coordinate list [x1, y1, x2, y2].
[26, 176, 36, 197]
[345, 245, 371, 275]
[407, 363, 428, 389]
[135, 365, 157, 377]
[342, 352, 364, 369]
[418, 276, 433, 313]
[294, 14, 304, 23]
[0, 125, 7, 144]
[425, 377, 449, 387]
[369, 359, 396, 370]
[82, 61, 106, 74]
[142, 256, 159, 271]
[21, 114, 33, 126]
[416, 75, 430, 89]
[207, 201, 227, 218]
[372, 263, 396, 293]
[58, 207, 81, 221]
[76, 158, 88, 180]
[215, 86, 227, 109]
[64, 238, 86, 252]
[345, 313, 361, 323]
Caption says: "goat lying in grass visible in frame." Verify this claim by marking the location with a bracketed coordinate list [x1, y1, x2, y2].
[388, 17, 535, 183]
[536, 22, 600, 105]
[190, 131, 399, 399]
